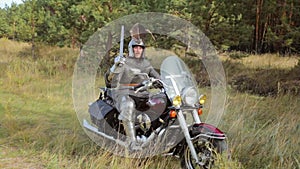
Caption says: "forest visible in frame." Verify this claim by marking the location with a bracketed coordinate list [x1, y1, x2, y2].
[0, 0, 300, 56]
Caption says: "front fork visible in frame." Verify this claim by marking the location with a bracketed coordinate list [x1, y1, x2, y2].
[177, 110, 200, 164]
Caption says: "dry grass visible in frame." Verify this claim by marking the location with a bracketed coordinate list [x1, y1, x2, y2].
[241, 54, 298, 69]
[1, 39, 299, 169]
[0, 38, 31, 62]
[220, 92, 300, 169]
[220, 52, 299, 69]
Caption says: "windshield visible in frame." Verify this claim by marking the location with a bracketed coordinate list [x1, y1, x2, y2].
[160, 56, 198, 99]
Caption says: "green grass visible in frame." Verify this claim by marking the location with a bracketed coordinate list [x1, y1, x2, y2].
[0, 39, 299, 168]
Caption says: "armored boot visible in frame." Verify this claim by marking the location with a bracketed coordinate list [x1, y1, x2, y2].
[118, 97, 141, 151]
[123, 119, 142, 151]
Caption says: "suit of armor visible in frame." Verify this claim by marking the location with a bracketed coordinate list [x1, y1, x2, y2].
[105, 39, 159, 150]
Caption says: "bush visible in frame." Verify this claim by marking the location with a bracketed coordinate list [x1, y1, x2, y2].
[228, 51, 250, 59]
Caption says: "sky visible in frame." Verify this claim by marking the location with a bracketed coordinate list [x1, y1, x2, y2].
[0, 0, 24, 9]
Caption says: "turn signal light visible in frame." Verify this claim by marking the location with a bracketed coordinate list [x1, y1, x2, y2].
[199, 94, 207, 105]
[170, 110, 177, 118]
[198, 108, 203, 115]
[173, 95, 182, 107]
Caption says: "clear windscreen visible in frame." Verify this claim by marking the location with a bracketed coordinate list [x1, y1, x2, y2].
[160, 56, 198, 99]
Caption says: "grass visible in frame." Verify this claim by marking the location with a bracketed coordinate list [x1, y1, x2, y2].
[0, 38, 299, 168]
[220, 92, 300, 168]
[220, 52, 299, 69]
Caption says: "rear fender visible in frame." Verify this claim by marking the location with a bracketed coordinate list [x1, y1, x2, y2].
[190, 123, 226, 140]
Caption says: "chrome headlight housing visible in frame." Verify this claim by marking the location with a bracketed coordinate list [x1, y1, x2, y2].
[182, 87, 198, 106]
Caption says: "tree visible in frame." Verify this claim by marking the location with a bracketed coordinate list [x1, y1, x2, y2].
[15, 0, 41, 59]
[0, 0, 299, 54]
[0, 9, 9, 38]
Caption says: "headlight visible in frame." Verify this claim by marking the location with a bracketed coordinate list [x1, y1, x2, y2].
[182, 87, 198, 106]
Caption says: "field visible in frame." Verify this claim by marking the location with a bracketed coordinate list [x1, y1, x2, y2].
[0, 38, 299, 169]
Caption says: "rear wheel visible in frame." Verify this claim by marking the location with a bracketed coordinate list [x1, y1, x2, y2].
[181, 138, 227, 169]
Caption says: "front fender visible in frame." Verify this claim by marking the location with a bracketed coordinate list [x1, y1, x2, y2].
[190, 123, 226, 140]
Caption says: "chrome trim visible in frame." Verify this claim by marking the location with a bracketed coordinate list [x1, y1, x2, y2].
[191, 132, 226, 140]
[83, 119, 127, 147]
[177, 110, 200, 163]
[192, 109, 201, 123]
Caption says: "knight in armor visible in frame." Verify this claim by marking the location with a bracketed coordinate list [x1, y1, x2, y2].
[105, 35, 160, 150]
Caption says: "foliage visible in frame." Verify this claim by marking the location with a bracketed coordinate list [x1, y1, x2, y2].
[0, 0, 299, 55]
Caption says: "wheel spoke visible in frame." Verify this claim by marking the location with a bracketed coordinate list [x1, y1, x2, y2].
[184, 139, 217, 169]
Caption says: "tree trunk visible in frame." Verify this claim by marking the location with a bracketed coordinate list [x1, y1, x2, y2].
[31, 14, 36, 60]
[255, 0, 263, 54]
[261, 14, 269, 52]
[289, 2, 293, 26]
[13, 21, 16, 41]
[31, 39, 36, 60]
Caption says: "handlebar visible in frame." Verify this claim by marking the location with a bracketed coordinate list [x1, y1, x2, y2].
[133, 83, 145, 91]
[134, 78, 164, 93]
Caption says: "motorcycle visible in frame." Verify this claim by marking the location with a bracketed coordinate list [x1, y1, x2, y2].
[83, 55, 228, 169]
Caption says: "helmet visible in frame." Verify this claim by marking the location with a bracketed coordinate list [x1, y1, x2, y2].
[130, 23, 148, 40]
[128, 38, 145, 57]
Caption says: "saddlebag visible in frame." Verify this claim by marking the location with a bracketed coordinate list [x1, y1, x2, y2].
[88, 99, 115, 128]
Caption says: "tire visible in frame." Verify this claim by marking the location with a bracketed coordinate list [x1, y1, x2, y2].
[181, 138, 228, 169]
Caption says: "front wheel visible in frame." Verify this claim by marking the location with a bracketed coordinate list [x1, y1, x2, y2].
[181, 138, 228, 169]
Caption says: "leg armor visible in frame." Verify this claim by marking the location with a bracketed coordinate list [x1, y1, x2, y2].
[118, 96, 136, 142]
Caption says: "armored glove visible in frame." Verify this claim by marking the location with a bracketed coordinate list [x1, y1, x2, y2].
[107, 56, 125, 83]
[110, 56, 125, 73]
